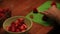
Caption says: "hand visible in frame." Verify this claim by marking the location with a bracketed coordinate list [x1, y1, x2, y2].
[40, 5, 60, 24]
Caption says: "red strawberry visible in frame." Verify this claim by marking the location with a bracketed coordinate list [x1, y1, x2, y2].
[16, 29, 20, 32]
[20, 25, 26, 30]
[11, 26, 16, 32]
[17, 19, 23, 26]
[21, 30, 25, 32]
[6, 26, 10, 31]
[8, 26, 12, 31]
[19, 22, 24, 26]
[19, 18, 25, 22]
[0, 8, 3, 13]
[0, 13, 6, 19]
[51, 1, 57, 7]
[23, 24, 27, 29]
[33, 8, 38, 13]
[7, 18, 28, 32]
[14, 20, 20, 26]
[17, 18, 24, 26]
[15, 19, 19, 24]
[11, 22, 15, 26]
[19, 18, 24, 21]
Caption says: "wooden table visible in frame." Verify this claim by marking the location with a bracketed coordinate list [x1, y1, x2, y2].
[29, 22, 53, 34]
[0, 0, 53, 34]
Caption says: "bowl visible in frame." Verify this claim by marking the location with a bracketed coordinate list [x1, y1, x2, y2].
[3, 16, 32, 34]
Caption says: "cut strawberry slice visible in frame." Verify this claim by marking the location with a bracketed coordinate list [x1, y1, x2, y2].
[14, 19, 19, 24]
[18, 19, 25, 26]
[33, 8, 38, 13]
[11, 22, 15, 26]
[0, 8, 3, 13]
[11, 26, 16, 32]
[8, 26, 12, 31]
[51, 1, 57, 7]
[16, 29, 20, 32]
[21, 30, 25, 32]
[19, 22, 25, 26]
[6, 26, 10, 31]
[23, 24, 27, 29]
[0, 13, 6, 19]
[19, 18, 24, 21]
[20, 24, 27, 30]
[14, 19, 22, 26]
[18, 18, 25, 23]
[20, 25, 25, 30]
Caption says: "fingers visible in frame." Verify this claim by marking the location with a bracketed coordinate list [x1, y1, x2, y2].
[39, 5, 60, 20]
[40, 11, 48, 15]
[50, 5, 57, 11]
[40, 10, 53, 17]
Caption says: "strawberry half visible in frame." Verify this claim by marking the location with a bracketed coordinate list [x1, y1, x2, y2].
[15, 29, 20, 32]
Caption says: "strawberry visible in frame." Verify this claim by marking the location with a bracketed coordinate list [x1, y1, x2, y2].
[8, 26, 12, 31]
[21, 30, 25, 32]
[11, 26, 16, 32]
[23, 24, 27, 29]
[19, 18, 24, 21]
[7, 18, 28, 32]
[6, 26, 10, 31]
[19, 18, 25, 23]
[0, 8, 3, 13]
[15, 19, 19, 24]
[11, 22, 15, 26]
[15, 29, 20, 32]
[17, 18, 25, 26]
[33, 8, 38, 13]
[51, 1, 57, 7]
[0, 13, 6, 19]
[20, 24, 26, 30]
[14, 19, 20, 27]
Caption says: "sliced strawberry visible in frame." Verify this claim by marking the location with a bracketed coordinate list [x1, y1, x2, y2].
[51, 1, 57, 7]
[21, 30, 25, 32]
[17, 18, 25, 25]
[19, 18, 24, 21]
[19, 18, 25, 23]
[15, 29, 20, 32]
[7, 18, 28, 32]
[20, 25, 26, 30]
[11, 22, 15, 26]
[19, 22, 24, 26]
[14, 20, 19, 26]
[0, 8, 3, 13]
[33, 8, 38, 13]
[6, 26, 10, 31]
[23, 24, 27, 29]
[0, 13, 6, 19]
[11, 26, 16, 32]
[8, 26, 11, 31]
[14, 19, 19, 24]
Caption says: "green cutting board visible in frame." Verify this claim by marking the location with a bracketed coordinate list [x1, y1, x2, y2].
[26, 1, 60, 26]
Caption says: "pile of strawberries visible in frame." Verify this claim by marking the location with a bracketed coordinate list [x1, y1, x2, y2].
[0, 8, 11, 28]
[6, 18, 28, 32]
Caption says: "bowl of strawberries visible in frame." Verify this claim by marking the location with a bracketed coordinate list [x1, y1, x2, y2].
[3, 16, 32, 34]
